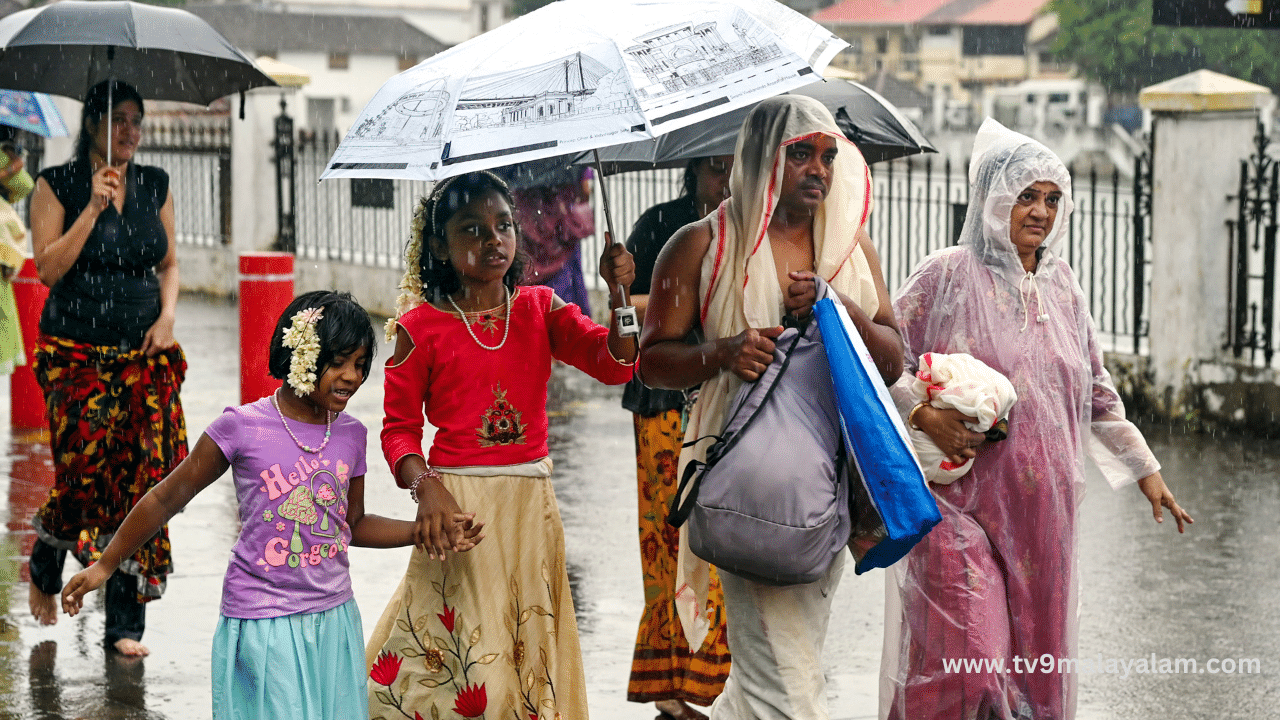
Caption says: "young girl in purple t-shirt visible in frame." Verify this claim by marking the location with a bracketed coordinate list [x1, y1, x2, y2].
[60, 290, 483, 720]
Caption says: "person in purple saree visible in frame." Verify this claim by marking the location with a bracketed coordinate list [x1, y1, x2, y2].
[503, 163, 596, 314]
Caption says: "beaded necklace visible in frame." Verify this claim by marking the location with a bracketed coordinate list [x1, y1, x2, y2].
[271, 390, 333, 454]
[448, 286, 511, 351]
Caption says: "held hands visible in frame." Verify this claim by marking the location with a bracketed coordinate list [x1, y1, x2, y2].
[60, 563, 113, 617]
[914, 405, 986, 466]
[413, 478, 486, 560]
[89, 166, 121, 214]
[1137, 471, 1194, 533]
[725, 325, 783, 382]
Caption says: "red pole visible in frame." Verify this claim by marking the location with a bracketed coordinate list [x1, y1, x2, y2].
[239, 252, 294, 405]
[10, 258, 48, 430]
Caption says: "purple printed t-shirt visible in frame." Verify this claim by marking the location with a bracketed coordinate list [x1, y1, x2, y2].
[204, 396, 367, 619]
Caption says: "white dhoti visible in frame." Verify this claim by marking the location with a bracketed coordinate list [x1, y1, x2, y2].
[710, 553, 846, 720]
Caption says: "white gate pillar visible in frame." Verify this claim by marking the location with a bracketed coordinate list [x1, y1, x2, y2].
[1140, 70, 1273, 417]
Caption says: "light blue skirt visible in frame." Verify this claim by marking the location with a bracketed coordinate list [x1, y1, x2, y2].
[211, 598, 368, 720]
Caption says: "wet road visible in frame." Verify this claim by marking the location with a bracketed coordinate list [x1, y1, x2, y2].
[1, 293, 1276, 719]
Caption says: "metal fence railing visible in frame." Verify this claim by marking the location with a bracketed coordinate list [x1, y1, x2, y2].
[293, 132, 431, 267]
[138, 119, 232, 247]
[1227, 123, 1280, 368]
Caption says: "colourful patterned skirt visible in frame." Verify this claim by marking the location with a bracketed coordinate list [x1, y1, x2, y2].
[32, 334, 188, 601]
[627, 410, 731, 706]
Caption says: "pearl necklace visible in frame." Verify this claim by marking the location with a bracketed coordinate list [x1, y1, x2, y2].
[448, 287, 511, 351]
[272, 390, 332, 454]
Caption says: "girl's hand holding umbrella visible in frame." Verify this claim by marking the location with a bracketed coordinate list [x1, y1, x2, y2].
[598, 234, 640, 359]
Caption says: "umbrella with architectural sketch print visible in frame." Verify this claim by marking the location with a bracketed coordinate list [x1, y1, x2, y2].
[321, 0, 847, 182]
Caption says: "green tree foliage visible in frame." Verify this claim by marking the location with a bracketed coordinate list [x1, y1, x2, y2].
[1051, 0, 1280, 95]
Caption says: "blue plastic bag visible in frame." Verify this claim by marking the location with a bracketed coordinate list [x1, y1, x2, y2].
[814, 294, 941, 574]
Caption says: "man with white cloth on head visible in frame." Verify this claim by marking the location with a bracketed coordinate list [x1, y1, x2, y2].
[639, 94, 904, 718]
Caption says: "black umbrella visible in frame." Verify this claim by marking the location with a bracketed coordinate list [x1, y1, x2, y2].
[581, 78, 936, 173]
[0, 0, 276, 105]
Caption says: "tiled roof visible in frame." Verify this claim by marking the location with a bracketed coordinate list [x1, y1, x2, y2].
[187, 3, 448, 56]
[815, 0, 1051, 26]
[814, 0, 953, 24]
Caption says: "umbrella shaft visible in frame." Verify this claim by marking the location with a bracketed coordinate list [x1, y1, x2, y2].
[592, 148, 628, 306]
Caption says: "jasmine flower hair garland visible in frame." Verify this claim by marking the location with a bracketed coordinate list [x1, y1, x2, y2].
[282, 307, 324, 396]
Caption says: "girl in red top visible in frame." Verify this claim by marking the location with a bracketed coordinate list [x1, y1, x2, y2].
[367, 170, 636, 719]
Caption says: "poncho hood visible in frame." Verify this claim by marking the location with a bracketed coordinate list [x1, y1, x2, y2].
[962, 118, 1075, 288]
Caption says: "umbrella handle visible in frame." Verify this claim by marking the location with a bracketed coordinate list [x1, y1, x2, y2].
[593, 149, 638, 337]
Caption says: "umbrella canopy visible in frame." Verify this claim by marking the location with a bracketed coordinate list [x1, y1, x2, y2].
[0, 0, 276, 104]
[0, 90, 68, 137]
[583, 77, 937, 172]
[321, 0, 847, 182]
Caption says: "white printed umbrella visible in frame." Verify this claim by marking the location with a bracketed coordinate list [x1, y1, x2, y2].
[321, 0, 847, 183]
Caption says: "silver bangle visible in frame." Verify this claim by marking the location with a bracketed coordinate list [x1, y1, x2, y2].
[407, 467, 441, 503]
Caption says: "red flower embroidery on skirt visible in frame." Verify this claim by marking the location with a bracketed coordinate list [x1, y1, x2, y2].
[438, 603, 456, 633]
[370, 650, 403, 686]
[453, 682, 488, 717]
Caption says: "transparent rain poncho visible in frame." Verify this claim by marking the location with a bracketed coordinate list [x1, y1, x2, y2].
[881, 119, 1160, 720]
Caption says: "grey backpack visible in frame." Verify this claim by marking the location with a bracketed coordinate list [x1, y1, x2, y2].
[668, 313, 849, 586]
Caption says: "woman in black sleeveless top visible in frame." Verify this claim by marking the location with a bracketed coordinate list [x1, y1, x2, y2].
[26, 81, 188, 657]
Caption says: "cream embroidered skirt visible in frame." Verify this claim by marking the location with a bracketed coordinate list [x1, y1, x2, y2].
[366, 466, 588, 720]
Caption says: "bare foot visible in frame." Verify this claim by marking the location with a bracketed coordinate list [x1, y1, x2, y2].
[655, 699, 708, 720]
[28, 583, 58, 626]
[112, 638, 150, 657]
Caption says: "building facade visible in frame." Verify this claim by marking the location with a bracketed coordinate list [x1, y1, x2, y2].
[188, 3, 450, 136]
[814, 0, 1062, 131]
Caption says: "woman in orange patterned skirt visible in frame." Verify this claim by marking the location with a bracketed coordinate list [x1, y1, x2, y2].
[622, 157, 734, 719]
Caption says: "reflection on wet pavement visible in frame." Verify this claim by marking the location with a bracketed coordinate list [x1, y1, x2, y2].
[1, 294, 1277, 719]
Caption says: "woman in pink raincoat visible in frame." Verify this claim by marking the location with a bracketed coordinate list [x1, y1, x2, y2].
[881, 119, 1193, 720]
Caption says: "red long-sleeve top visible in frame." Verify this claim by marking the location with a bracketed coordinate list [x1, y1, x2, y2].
[382, 285, 633, 481]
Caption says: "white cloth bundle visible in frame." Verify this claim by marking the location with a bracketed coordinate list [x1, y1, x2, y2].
[908, 352, 1017, 484]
